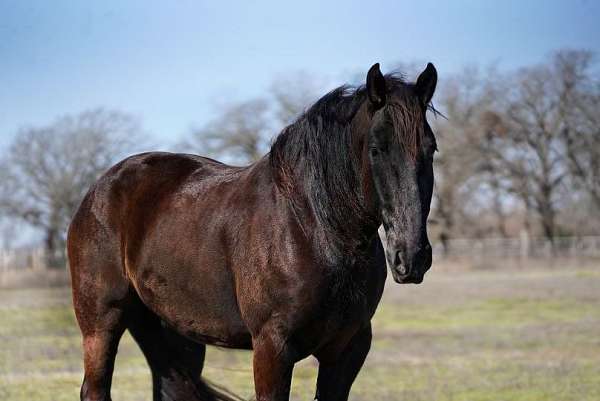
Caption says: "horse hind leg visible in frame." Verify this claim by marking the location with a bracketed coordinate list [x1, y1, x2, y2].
[71, 263, 130, 401]
[79, 321, 126, 401]
[127, 301, 240, 401]
[69, 193, 134, 401]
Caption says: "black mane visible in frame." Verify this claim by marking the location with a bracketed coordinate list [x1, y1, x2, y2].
[269, 73, 418, 263]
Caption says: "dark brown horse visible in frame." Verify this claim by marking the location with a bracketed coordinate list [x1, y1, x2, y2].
[68, 62, 438, 401]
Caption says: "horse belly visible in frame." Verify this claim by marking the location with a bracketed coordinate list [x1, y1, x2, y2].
[134, 263, 251, 348]
[128, 227, 252, 349]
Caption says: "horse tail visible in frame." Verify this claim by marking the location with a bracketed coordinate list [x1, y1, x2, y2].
[203, 378, 248, 401]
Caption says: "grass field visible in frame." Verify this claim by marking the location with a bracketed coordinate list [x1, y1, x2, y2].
[1, 264, 599, 401]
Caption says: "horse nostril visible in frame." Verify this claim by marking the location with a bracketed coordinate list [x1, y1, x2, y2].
[394, 250, 407, 275]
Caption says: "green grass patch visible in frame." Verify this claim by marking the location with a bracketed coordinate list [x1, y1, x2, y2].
[1, 268, 599, 401]
[373, 297, 597, 332]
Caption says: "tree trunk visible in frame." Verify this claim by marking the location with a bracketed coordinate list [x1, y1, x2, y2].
[45, 227, 65, 268]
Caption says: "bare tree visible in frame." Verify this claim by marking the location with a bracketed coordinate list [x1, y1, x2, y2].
[431, 68, 500, 241]
[554, 50, 600, 208]
[0, 108, 144, 267]
[481, 65, 570, 243]
[432, 56, 597, 242]
[184, 99, 272, 164]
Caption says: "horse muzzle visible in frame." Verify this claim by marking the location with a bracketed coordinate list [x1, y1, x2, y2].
[387, 244, 432, 284]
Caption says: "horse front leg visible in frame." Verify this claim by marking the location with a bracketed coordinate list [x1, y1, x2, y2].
[252, 331, 296, 401]
[314, 324, 372, 401]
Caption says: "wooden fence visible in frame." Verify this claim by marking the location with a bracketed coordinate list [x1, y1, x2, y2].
[0, 247, 46, 272]
[1, 235, 599, 272]
[432, 235, 600, 260]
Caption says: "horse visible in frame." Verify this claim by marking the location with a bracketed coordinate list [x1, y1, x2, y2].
[67, 62, 438, 401]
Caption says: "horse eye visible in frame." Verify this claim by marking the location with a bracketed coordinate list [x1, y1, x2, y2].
[424, 145, 436, 160]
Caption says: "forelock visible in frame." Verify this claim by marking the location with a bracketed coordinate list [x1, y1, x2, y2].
[386, 88, 424, 161]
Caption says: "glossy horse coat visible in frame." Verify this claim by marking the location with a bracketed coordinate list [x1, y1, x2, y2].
[68, 63, 438, 401]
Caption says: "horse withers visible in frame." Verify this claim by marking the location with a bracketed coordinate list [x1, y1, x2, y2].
[68, 62, 438, 401]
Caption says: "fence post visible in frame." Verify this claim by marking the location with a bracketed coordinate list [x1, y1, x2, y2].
[33, 248, 45, 270]
[520, 229, 530, 261]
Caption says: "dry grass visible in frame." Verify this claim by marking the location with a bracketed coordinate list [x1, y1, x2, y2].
[1, 262, 599, 400]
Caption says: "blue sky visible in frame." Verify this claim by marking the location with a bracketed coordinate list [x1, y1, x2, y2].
[1, 0, 599, 150]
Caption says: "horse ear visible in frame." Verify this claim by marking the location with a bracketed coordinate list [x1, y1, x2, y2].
[366, 63, 386, 109]
[415, 62, 437, 106]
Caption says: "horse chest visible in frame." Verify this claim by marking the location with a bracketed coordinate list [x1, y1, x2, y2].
[318, 265, 384, 332]
[285, 266, 383, 357]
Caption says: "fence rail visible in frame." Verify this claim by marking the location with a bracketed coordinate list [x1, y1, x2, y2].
[433, 235, 600, 259]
